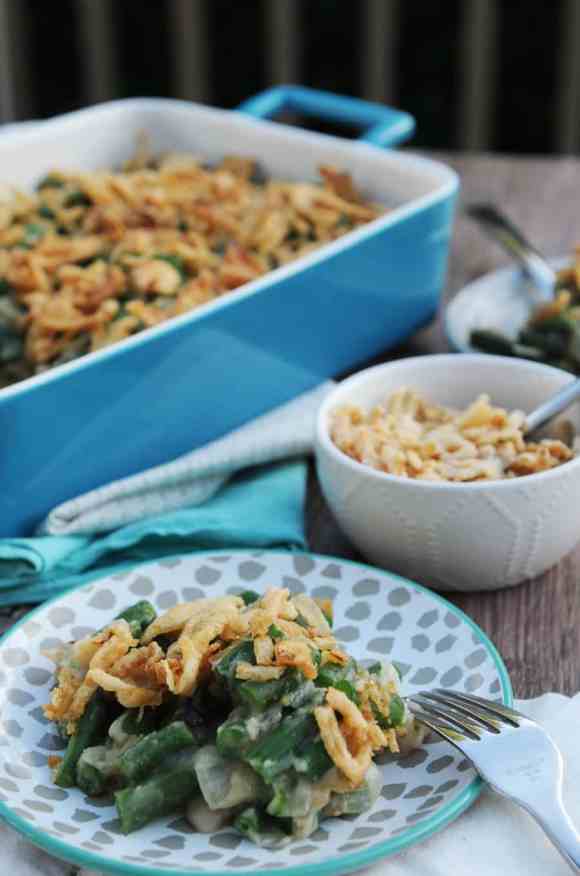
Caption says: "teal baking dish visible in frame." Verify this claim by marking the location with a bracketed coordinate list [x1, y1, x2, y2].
[0, 86, 458, 537]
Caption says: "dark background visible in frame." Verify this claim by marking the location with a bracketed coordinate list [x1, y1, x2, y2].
[20, 0, 559, 153]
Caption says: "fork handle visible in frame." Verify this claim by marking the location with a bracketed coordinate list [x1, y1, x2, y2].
[518, 794, 580, 873]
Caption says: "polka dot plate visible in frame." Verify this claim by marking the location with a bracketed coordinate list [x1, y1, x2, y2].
[0, 550, 512, 876]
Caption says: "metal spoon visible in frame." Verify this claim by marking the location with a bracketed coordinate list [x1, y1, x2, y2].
[466, 203, 557, 299]
[525, 378, 580, 440]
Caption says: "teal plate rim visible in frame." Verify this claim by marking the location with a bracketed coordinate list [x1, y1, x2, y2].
[0, 548, 513, 876]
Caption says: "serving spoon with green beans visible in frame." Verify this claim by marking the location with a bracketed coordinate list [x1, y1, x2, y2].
[460, 205, 580, 370]
[466, 204, 557, 299]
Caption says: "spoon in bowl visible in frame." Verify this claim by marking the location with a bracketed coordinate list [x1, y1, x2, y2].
[525, 377, 580, 442]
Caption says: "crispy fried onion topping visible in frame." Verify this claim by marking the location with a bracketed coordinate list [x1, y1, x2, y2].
[42, 589, 357, 728]
[44, 620, 137, 731]
[315, 688, 377, 785]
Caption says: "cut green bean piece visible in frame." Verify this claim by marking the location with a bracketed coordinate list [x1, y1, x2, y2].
[240, 590, 260, 606]
[64, 190, 91, 208]
[246, 710, 317, 783]
[389, 694, 406, 726]
[116, 707, 160, 739]
[22, 223, 45, 246]
[332, 678, 359, 704]
[531, 314, 574, 336]
[267, 774, 313, 817]
[470, 329, 516, 356]
[316, 659, 354, 689]
[268, 624, 284, 640]
[76, 758, 108, 796]
[518, 327, 568, 357]
[214, 639, 255, 682]
[293, 736, 333, 780]
[154, 253, 187, 279]
[54, 694, 109, 788]
[115, 600, 157, 639]
[511, 342, 545, 362]
[216, 714, 252, 758]
[115, 747, 199, 834]
[371, 693, 406, 729]
[234, 806, 290, 849]
[119, 721, 194, 783]
[38, 205, 55, 220]
[324, 763, 382, 816]
[238, 677, 286, 710]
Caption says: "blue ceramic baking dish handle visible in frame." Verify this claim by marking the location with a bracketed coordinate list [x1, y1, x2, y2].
[238, 85, 415, 147]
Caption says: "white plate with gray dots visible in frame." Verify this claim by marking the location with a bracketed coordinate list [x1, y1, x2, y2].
[0, 549, 512, 876]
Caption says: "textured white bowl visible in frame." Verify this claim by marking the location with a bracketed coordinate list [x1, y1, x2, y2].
[315, 354, 580, 592]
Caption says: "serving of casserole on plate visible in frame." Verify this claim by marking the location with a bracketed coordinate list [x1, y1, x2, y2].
[0, 550, 510, 876]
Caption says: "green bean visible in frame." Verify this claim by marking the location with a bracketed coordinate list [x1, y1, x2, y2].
[54, 694, 109, 788]
[246, 710, 316, 783]
[64, 190, 92, 208]
[234, 806, 289, 849]
[115, 747, 199, 834]
[371, 693, 406, 729]
[518, 327, 568, 357]
[76, 758, 108, 796]
[324, 763, 382, 816]
[512, 342, 546, 362]
[316, 659, 358, 704]
[293, 736, 332, 781]
[116, 707, 160, 738]
[119, 721, 195, 783]
[115, 600, 157, 639]
[154, 253, 187, 279]
[216, 714, 252, 758]
[240, 590, 260, 606]
[470, 329, 516, 356]
[319, 604, 333, 628]
[267, 774, 312, 817]
[332, 678, 359, 703]
[22, 223, 45, 247]
[268, 623, 284, 640]
[389, 694, 406, 726]
[214, 639, 255, 683]
[530, 314, 574, 336]
[38, 205, 55, 220]
[238, 677, 287, 711]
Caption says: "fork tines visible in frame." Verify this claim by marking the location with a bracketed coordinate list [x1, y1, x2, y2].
[408, 688, 521, 744]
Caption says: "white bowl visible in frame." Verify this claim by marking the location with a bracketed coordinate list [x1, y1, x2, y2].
[315, 354, 580, 592]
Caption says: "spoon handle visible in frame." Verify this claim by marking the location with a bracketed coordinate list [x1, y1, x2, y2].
[526, 379, 580, 436]
[466, 203, 556, 297]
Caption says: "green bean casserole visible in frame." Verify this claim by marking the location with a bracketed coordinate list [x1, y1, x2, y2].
[43, 589, 426, 847]
[0, 150, 380, 389]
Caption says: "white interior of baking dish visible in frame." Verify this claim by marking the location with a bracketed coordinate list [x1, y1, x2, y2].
[0, 98, 456, 204]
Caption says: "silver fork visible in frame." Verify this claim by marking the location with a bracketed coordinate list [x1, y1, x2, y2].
[408, 689, 580, 873]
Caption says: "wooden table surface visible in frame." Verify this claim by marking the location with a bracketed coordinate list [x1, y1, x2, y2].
[307, 152, 580, 700]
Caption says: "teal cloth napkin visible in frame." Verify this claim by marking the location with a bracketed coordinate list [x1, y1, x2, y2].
[0, 461, 306, 606]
